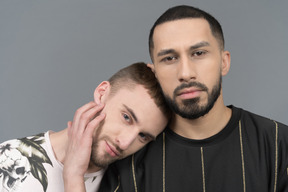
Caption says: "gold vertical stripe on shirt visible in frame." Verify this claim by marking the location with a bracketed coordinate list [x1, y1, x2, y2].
[114, 175, 120, 192]
[201, 147, 206, 192]
[273, 121, 279, 192]
[163, 132, 166, 192]
[239, 120, 246, 192]
[132, 154, 138, 192]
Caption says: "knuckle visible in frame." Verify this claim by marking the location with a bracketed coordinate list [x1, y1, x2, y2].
[86, 123, 94, 130]
[80, 112, 90, 121]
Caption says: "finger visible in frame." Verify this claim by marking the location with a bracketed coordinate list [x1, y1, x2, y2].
[77, 103, 104, 135]
[71, 102, 98, 135]
[84, 113, 106, 138]
[67, 121, 72, 128]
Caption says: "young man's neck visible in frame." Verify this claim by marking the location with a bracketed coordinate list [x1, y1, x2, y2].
[49, 129, 68, 164]
[169, 97, 231, 140]
[87, 162, 102, 173]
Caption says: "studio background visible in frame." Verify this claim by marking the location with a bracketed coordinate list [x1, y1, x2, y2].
[1, 0, 287, 142]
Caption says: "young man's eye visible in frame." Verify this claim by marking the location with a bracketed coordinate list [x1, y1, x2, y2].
[123, 113, 131, 123]
[138, 133, 149, 143]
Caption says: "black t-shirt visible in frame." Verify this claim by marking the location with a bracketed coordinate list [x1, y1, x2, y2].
[99, 106, 288, 192]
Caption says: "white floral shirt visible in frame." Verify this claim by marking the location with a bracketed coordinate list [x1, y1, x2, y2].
[0, 132, 104, 192]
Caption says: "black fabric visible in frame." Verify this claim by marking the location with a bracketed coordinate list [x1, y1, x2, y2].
[99, 106, 288, 192]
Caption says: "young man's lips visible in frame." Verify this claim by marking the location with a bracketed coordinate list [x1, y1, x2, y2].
[105, 141, 120, 157]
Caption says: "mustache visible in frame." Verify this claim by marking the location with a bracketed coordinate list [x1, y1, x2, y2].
[107, 140, 124, 156]
[96, 136, 124, 156]
[113, 144, 124, 155]
[174, 82, 208, 95]
[110, 140, 125, 157]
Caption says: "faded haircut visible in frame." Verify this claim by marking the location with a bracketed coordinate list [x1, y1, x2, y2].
[108, 62, 171, 118]
[149, 5, 225, 61]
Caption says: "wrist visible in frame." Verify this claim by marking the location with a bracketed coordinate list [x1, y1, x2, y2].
[64, 176, 85, 192]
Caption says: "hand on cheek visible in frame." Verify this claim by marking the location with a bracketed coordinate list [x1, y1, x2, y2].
[63, 102, 106, 191]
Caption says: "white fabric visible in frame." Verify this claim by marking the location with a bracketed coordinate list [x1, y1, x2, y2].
[0, 132, 105, 192]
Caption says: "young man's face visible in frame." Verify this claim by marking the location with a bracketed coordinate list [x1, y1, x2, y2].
[90, 84, 167, 168]
[149, 18, 230, 119]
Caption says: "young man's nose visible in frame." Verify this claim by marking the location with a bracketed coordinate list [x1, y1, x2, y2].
[116, 129, 138, 151]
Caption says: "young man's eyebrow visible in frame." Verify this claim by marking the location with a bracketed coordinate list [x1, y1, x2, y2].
[123, 104, 138, 123]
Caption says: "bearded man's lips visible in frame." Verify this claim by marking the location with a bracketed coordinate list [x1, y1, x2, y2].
[177, 87, 203, 99]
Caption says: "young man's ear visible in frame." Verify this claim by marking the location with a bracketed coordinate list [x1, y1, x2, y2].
[147, 63, 157, 78]
[221, 51, 231, 76]
[147, 63, 155, 72]
[94, 81, 111, 105]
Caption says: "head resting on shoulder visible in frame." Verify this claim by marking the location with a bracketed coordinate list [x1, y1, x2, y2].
[107, 62, 171, 118]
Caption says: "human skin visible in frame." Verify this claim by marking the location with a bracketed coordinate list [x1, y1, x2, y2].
[148, 18, 232, 140]
[62, 81, 168, 192]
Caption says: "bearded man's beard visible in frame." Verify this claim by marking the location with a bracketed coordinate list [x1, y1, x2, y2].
[164, 75, 222, 119]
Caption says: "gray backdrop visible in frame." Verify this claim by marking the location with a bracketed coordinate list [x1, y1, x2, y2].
[1, 0, 287, 142]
